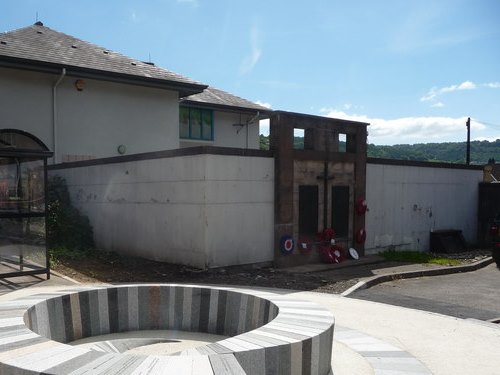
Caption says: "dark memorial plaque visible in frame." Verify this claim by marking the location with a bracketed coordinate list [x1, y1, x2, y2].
[299, 185, 319, 236]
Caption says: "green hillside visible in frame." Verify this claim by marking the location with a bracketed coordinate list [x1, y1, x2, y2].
[259, 135, 500, 165]
[368, 140, 499, 164]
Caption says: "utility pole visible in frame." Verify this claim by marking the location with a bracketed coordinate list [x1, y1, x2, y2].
[466, 117, 471, 165]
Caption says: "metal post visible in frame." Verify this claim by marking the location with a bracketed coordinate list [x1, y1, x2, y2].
[323, 162, 328, 229]
[466, 117, 471, 165]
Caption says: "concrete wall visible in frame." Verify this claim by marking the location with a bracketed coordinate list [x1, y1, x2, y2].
[365, 162, 483, 254]
[51, 152, 274, 268]
[0, 67, 179, 162]
[180, 111, 260, 150]
[203, 154, 274, 266]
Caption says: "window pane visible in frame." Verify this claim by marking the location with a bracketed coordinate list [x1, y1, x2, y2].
[191, 109, 202, 139]
[0, 216, 46, 270]
[179, 107, 190, 138]
[202, 110, 212, 140]
[338, 133, 347, 152]
[0, 158, 45, 214]
[0, 131, 46, 151]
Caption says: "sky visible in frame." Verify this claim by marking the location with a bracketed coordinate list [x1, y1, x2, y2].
[2, 0, 500, 145]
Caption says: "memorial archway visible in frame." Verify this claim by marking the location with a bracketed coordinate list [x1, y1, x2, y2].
[0, 129, 52, 279]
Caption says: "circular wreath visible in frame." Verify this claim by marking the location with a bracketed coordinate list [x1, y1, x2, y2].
[279, 235, 295, 255]
[319, 244, 345, 264]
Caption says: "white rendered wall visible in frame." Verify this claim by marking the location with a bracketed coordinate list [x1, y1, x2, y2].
[0, 67, 53, 149]
[365, 163, 482, 254]
[0, 67, 179, 162]
[51, 154, 274, 268]
[213, 111, 260, 149]
[180, 111, 260, 149]
[57, 77, 179, 161]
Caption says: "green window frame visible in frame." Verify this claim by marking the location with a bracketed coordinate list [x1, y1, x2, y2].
[180, 107, 213, 141]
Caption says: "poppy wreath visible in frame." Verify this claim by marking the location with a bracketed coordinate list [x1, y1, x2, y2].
[355, 228, 367, 244]
[319, 245, 334, 263]
[317, 228, 335, 242]
[355, 197, 368, 215]
[319, 244, 345, 264]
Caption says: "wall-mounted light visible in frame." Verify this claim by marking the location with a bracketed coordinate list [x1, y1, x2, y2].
[117, 144, 126, 155]
[74, 79, 85, 91]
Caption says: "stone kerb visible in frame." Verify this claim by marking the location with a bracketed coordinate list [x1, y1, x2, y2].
[0, 284, 334, 374]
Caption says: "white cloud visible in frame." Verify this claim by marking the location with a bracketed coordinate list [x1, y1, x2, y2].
[240, 26, 262, 75]
[421, 80, 476, 102]
[255, 100, 272, 109]
[431, 102, 444, 108]
[319, 108, 486, 145]
[420, 91, 437, 102]
[260, 109, 496, 144]
[259, 119, 270, 135]
[454, 81, 476, 90]
[484, 82, 500, 89]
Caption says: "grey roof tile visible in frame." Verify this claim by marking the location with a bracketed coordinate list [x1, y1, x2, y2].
[182, 86, 272, 113]
[0, 23, 207, 96]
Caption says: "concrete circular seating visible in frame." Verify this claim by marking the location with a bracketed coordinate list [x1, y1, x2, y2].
[0, 284, 334, 374]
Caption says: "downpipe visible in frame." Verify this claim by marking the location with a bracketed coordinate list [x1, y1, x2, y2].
[52, 68, 66, 164]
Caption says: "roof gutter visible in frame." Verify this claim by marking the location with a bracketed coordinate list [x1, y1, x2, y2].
[180, 101, 273, 117]
[52, 68, 66, 164]
[0, 57, 207, 97]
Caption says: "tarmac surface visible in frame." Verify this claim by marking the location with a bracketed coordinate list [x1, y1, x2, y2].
[350, 263, 500, 321]
[0, 259, 499, 374]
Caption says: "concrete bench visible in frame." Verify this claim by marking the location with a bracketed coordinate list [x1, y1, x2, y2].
[0, 284, 334, 374]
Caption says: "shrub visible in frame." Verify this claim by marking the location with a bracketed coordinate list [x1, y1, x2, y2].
[47, 175, 95, 253]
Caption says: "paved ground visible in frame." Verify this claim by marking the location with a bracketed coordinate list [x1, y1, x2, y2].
[0, 281, 433, 375]
[1, 259, 500, 374]
[349, 263, 500, 321]
[0, 272, 76, 298]
[298, 290, 500, 375]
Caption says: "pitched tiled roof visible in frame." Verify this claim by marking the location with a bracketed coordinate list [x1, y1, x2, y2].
[182, 86, 272, 114]
[0, 23, 207, 97]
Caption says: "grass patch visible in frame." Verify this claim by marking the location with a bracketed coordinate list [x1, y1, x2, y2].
[379, 249, 461, 266]
[49, 246, 122, 268]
